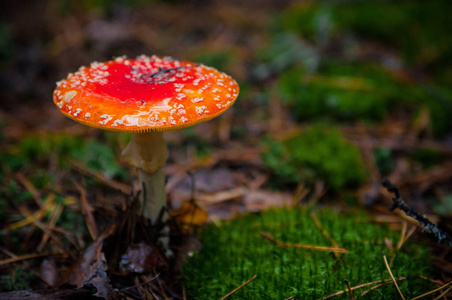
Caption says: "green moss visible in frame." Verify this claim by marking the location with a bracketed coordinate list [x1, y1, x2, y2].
[72, 141, 127, 180]
[262, 124, 366, 190]
[278, 62, 413, 122]
[0, 267, 35, 292]
[183, 207, 433, 299]
[276, 61, 452, 136]
[279, 0, 452, 78]
[14, 134, 126, 179]
[18, 135, 84, 164]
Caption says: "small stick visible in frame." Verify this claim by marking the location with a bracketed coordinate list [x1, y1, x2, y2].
[344, 279, 354, 299]
[0, 252, 70, 266]
[219, 274, 257, 300]
[382, 179, 452, 247]
[382, 251, 405, 300]
[283, 296, 298, 300]
[260, 232, 349, 253]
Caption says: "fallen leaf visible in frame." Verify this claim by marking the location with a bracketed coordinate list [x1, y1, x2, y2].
[172, 201, 209, 232]
[65, 232, 115, 299]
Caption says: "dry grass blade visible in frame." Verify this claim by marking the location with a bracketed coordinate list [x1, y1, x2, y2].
[382, 251, 405, 300]
[13, 204, 67, 252]
[75, 181, 99, 240]
[411, 280, 452, 300]
[260, 232, 349, 253]
[5, 206, 47, 231]
[219, 274, 257, 300]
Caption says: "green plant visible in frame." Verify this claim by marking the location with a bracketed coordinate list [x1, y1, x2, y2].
[183, 207, 433, 299]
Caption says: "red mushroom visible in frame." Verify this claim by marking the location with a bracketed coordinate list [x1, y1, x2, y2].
[53, 55, 239, 237]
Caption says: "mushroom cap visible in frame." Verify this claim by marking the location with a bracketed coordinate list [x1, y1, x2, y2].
[53, 55, 239, 132]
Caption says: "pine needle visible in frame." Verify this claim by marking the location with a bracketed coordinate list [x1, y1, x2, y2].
[219, 274, 257, 300]
[260, 232, 349, 253]
[411, 280, 452, 300]
[382, 251, 405, 300]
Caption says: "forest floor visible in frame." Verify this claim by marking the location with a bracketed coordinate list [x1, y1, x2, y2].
[0, 0, 451, 299]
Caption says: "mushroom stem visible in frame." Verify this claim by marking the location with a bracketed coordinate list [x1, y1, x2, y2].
[122, 131, 169, 225]
[139, 168, 166, 223]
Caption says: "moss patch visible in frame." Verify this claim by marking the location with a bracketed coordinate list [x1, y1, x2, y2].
[182, 207, 433, 299]
[262, 124, 366, 190]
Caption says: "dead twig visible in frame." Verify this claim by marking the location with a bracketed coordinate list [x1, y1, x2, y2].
[219, 274, 257, 300]
[382, 179, 452, 247]
[260, 232, 349, 253]
[72, 161, 131, 195]
[0, 252, 71, 266]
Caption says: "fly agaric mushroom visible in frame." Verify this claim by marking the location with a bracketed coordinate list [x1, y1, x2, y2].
[53, 55, 239, 228]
